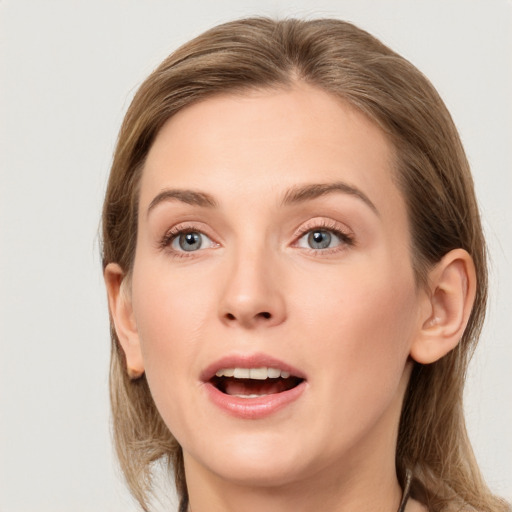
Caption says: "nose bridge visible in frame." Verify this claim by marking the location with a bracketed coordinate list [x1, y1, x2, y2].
[218, 237, 286, 328]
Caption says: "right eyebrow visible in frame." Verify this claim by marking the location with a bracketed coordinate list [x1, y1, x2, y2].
[147, 188, 218, 217]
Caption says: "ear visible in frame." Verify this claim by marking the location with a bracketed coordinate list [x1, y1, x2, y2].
[104, 263, 144, 379]
[410, 249, 477, 364]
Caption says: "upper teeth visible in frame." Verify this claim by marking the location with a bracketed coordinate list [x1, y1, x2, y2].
[215, 367, 291, 380]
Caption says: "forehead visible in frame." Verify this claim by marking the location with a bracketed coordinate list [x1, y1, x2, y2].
[140, 84, 403, 219]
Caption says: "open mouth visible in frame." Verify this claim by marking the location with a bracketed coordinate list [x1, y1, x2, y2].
[210, 367, 304, 399]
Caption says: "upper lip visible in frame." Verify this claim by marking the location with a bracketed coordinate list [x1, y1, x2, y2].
[200, 353, 306, 382]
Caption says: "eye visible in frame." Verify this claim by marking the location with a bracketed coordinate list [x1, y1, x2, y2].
[295, 224, 354, 251]
[297, 229, 339, 250]
[170, 231, 215, 252]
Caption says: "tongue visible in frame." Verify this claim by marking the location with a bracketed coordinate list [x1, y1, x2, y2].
[223, 378, 290, 396]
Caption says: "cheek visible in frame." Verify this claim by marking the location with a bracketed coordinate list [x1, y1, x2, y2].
[293, 276, 416, 456]
[129, 262, 214, 394]
[294, 258, 418, 405]
[128, 271, 210, 442]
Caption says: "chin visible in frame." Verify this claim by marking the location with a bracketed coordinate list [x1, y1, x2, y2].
[183, 428, 318, 488]
[209, 454, 312, 488]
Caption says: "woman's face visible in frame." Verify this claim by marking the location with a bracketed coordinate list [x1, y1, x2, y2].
[125, 84, 427, 487]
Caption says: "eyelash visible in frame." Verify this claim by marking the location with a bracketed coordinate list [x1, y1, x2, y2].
[158, 220, 355, 258]
[158, 223, 217, 258]
[293, 220, 355, 254]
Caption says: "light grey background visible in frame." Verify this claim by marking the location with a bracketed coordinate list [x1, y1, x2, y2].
[1, 1, 510, 510]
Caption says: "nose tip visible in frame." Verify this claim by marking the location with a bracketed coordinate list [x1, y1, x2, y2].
[218, 258, 287, 329]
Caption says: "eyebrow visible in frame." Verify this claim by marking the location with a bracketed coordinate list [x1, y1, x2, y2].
[147, 189, 218, 216]
[281, 182, 379, 216]
[147, 181, 379, 217]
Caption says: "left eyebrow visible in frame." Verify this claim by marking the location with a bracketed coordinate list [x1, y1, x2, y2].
[281, 182, 379, 217]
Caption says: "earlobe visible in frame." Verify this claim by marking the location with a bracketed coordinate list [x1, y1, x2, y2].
[410, 249, 477, 365]
[104, 263, 145, 379]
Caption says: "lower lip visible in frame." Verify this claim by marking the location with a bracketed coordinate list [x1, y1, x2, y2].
[204, 380, 306, 419]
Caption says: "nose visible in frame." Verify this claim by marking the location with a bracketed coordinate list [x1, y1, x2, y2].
[218, 247, 287, 329]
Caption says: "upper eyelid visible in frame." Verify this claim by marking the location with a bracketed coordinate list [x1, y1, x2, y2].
[292, 218, 353, 237]
[159, 222, 217, 248]
[163, 222, 213, 237]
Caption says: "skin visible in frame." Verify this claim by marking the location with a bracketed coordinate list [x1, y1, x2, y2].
[106, 83, 476, 512]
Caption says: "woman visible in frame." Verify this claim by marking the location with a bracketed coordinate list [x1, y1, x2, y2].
[102, 17, 509, 512]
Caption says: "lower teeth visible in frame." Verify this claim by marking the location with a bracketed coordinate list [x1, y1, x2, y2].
[234, 393, 268, 399]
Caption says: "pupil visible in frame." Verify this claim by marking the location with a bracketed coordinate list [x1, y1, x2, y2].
[179, 232, 202, 251]
[308, 230, 331, 249]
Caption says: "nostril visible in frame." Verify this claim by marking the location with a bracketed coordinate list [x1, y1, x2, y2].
[222, 311, 274, 323]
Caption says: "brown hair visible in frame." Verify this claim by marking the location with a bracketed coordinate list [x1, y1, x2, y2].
[102, 17, 508, 512]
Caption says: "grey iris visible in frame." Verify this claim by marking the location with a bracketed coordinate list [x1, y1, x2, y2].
[308, 230, 331, 249]
[179, 232, 202, 251]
